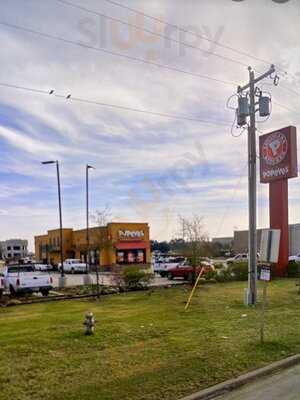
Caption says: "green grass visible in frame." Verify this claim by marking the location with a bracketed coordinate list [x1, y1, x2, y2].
[1, 280, 300, 400]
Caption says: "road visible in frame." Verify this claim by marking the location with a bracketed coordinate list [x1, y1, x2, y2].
[217, 364, 300, 400]
[51, 273, 185, 288]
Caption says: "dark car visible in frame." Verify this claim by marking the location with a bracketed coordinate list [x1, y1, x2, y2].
[167, 261, 215, 281]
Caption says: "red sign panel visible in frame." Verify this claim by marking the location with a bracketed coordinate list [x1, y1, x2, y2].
[259, 126, 298, 183]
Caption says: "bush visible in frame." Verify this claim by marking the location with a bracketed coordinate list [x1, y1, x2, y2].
[212, 262, 248, 282]
[204, 269, 217, 281]
[214, 263, 225, 270]
[230, 262, 248, 281]
[287, 261, 300, 278]
[215, 268, 233, 283]
[122, 266, 153, 290]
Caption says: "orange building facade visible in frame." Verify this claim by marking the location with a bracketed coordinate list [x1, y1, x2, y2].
[35, 222, 151, 269]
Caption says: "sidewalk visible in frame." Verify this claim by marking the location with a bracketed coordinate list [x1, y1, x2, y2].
[51, 273, 186, 288]
[218, 364, 300, 400]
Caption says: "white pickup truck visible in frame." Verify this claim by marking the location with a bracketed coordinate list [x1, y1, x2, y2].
[3, 264, 53, 296]
[153, 257, 187, 277]
[58, 259, 87, 274]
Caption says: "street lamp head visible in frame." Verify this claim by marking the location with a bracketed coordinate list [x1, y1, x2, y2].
[87, 164, 95, 170]
[42, 161, 56, 165]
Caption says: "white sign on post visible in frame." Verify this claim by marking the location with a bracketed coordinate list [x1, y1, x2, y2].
[260, 229, 281, 264]
[260, 267, 271, 282]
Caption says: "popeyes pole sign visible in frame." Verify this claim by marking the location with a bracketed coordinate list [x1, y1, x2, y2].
[259, 126, 298, 183]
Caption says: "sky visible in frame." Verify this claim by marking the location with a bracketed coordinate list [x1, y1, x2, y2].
[0, 0, 300, 251]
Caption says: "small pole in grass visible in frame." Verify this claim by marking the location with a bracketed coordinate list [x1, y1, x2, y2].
[259, 265, 271, 344]
[258, 229, 280, 342]
[185, 267, 204, 311]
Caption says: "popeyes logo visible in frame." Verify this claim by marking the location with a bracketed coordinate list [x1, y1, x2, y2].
[262, 132, 288, 166]
[259, 126, 298, 184]
[119, 230, 144, 239]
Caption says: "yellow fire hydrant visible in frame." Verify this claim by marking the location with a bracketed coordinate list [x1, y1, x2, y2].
[83, 312, 96, 335]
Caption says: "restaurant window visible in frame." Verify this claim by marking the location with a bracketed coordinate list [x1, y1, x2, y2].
[116, 249, 145, 264]
[117, 251, 125, 264]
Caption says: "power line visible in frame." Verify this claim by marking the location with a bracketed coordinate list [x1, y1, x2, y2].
[278, 83, 300, 101]
[55, 0, 249, 69]
[102, 0, 284, 73]
[55, 0, 300, 99]
[262, 79, 300, 101]
[273, 101, 300, 117]
[0, 81, 232, 125]
[0, 21, 236, 87]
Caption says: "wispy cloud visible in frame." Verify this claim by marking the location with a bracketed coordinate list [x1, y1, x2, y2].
[0, 0, 300, 250]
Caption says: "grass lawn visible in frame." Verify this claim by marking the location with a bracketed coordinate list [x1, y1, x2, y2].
[1, 280, 300, 400]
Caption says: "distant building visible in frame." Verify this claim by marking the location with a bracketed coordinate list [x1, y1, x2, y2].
[0, 239, 28, 260]
[212, 237, 233, 247]
[233, 224, 300, 256]
[35, 222, 151, 268]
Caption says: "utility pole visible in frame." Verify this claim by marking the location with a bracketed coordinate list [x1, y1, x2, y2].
[237, 65, 276, 306]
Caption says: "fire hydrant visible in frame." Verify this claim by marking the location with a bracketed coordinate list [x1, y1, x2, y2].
[83, 312, 96, 335]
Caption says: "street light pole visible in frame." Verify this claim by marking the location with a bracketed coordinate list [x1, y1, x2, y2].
[84, 165, 94, 286]
[42, 160, 66, 287]
[86, 165, 94, 273]
[56, 161, 64, 280]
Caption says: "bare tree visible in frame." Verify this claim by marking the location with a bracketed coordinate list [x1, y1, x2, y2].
[91, 205, 112, 227]
[89, 205, 113, 300]
[178, 215, 208, 283]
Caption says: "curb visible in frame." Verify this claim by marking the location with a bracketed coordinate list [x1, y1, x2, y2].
[180, 354, 300, 400]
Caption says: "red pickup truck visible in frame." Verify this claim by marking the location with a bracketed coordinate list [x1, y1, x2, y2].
[166, 261, 214, 281]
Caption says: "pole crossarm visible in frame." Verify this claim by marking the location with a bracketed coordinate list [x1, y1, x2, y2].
[237, 65, 275, 93]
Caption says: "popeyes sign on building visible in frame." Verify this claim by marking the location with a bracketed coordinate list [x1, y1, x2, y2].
[118, 230, 144, 239]
[259, 126, 298, 183]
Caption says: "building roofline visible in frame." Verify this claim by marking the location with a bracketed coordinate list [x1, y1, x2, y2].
[108, 222, 149, 225]
[47, 228, 73, 232]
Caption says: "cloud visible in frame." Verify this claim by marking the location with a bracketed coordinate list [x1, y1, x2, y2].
[0, 0, 300, 250]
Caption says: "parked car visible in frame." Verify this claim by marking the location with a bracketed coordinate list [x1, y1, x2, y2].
[225, 251, 235, 257]
[0, 272, 5, 297]
[167, 261, 215, 281]
[58, 259, 87, 274]
[34, 263, 52, 272]
[3, 264, 53, 296]
[226, 253, 248, 264]
[153, 257, 187, 277]
[289, 254, 300, 263]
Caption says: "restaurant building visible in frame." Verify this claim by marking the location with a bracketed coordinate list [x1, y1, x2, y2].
[35, 222, 151, 269]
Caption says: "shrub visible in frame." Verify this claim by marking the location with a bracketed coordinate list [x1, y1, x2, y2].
[204, 269, 217, 281]
[215, 268, 233, 283]
[122, 266, 153, 290]
[230, 262, 248, 281]
[214, 263, 225, 270]
[287, 261, 300, 278]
